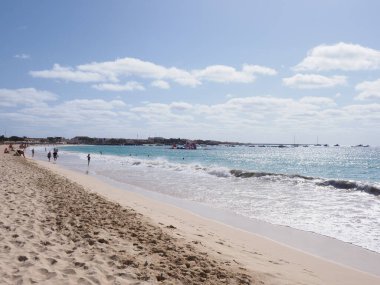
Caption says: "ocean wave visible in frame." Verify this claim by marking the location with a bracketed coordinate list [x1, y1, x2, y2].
[230, 169, 313, 180]
[317, 180, 380, 196]
[59, 149, 380, 196]
[230, 169, 379, 196]
[206, 168, 231, 178]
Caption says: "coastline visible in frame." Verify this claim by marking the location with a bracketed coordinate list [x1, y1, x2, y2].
[84, 166, 380, 276]
[35, 144, 380, 273]
[1, 146, 380, 284]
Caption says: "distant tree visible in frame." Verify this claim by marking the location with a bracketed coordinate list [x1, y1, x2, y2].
[9, 136, 23, 141]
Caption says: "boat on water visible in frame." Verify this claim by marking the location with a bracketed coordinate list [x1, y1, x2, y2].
[171, 141, 197, 150]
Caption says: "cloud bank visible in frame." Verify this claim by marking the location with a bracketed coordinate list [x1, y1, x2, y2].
[294, 42, 380, 71]
[283, 74, 347, 89]
[30, 58, 277, 90]
[2, 87, 378, 142]
[355, 78, 380, 100]
[0, 88, 57, 107]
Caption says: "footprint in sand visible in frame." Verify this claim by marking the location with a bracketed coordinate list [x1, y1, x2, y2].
[77, 277, 92, 285]
[38, 268, 57, 280]
[46, 258, 57, 265]
[62, 268, 76, 275]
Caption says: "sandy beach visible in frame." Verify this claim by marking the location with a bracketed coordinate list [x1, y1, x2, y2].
[1, 146, 380, 285]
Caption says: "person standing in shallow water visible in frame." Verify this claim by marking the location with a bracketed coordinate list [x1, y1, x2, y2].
[47, 151, 51, 162]
[53, 148, 58, 161]
[87, 154, 91, 166]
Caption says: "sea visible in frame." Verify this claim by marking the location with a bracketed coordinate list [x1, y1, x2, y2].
[34, 144, 380, 254]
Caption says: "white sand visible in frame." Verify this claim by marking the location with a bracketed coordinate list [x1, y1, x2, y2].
[1, 145, 380, 284]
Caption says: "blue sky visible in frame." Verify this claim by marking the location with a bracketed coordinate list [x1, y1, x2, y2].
[1, 0, 380, 145]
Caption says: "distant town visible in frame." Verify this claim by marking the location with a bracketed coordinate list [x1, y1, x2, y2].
[0, 135, 240, 146]
[0, 135, 371, 148]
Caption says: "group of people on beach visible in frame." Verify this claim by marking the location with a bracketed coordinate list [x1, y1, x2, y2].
[47, 148, 59, 162]
[46, 148, 90, 166]
[3, 143, 25, 157]
[4, 143, 93, 167]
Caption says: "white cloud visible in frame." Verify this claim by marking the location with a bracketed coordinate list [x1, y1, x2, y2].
[169, 102, 193, 111]
[92, 81, 145, 91]
[299, 96, 336, 106]
[343, 103, 380, 113]
[355, 78, 380, 100]
[242, 64, 277, 75]
[125, 96, 379, 133]
[130, 102, 194, 124]
[14, 53, 30, 59]
[294, 42, 380, 71]
[30, 64, 108, 82]
[60, 99, 126, 110]
[78, 57, 200, 87]
[166, 67, 201, 87]
[2, 94, 379, 144]
[283, 74, 347, 89]
[151, 80, 170, 89]
[2, 99, 130, 134]
[193, 97, 310, 125]
[0, 88, 57, 107]
[30, 57, 276, 87]
[193, 65, 255, 83]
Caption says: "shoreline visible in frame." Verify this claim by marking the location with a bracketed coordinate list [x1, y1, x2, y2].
[31, 145, 380, 275]
[1, 148, 255, 284]
[90, 168, 380, 275]
[27, 149, 380, 283]
[2, 145, 380, 284]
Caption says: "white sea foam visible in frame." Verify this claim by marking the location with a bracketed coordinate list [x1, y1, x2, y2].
[34, 146, 380, 253]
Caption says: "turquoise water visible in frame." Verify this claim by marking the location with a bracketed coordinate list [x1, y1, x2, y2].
[61, 144, 380, 183]
[35, 144, 380, 253]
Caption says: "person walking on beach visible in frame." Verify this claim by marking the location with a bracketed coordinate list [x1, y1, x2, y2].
[47, 151, 51, 162]
[87, 154, 91, 166]
[53, 150, 58, 161]
[31, 148, 34, 157]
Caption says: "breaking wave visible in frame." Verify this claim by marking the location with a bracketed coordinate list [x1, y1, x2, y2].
[60, 149, 380, 197]
[230, 169, 380, 196]
[230, 169, 314, 180]
[317, 179, 380, 196]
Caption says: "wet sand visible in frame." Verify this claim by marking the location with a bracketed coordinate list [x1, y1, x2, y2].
[1, 145, 380, 284]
